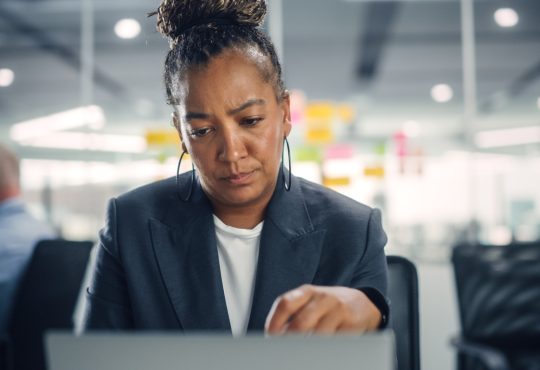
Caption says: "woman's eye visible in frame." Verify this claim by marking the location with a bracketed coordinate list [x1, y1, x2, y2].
[242, 117, 263, 126]
[190, 127, 212, 137]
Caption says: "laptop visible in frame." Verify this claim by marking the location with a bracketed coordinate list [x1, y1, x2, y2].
[46, 331, 395, 370]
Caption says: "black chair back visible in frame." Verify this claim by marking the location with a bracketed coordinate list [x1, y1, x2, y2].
[452, 242, 540, 370]
[387, 255, 421, 370]
[7, 239, 93, 370]
[452, 242, 540, 344]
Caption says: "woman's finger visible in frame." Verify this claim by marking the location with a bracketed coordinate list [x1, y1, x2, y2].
[313, 311, 343, 334]
[265, 285, 314, 334]
[285, 292, 338, 333]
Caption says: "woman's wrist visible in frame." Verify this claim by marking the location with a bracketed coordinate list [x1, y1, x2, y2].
[357, 287, 390, 330]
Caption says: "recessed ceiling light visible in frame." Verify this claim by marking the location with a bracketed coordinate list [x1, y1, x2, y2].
[0, 68, 15, 87]
[431, 84, 453, 103]
[114, 19, 141, 39]
[494, 8, 519, 28]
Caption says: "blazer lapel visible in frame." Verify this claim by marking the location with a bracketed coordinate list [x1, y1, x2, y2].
[247, 172, 326, 331]
[150, 173, 231, 332]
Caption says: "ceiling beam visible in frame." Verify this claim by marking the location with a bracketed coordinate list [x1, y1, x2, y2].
[480, 59, 540, 113]
[0, 1, 155, 13]
[355, 1, 401, 82]
[0, 5, 126, 97]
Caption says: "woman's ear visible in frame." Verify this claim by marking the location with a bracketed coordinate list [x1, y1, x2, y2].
[172, 111, 188, 153]
[171, 111, 181, 130]
[281, 90, 292, 137]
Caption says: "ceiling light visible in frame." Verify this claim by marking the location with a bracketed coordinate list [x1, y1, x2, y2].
[475, 126, 540, 148]
[0, 68, 15, 87]
[494, 8, 519, 28]
[114, 19, 141, 39]
[431, 84, 453, 103]
[10, 105, 105, 142]
[402, 120, 421, 138]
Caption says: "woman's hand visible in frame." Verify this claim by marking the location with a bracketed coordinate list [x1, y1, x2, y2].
[264, 284, 381, 335]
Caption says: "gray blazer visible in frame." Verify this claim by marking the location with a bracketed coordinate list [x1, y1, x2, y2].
[82, 171, 388, 332]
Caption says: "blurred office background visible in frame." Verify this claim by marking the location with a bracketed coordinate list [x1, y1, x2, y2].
[0, 0, 539, 369]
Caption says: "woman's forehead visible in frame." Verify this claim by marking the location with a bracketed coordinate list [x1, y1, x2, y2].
[181, 50, 276, 108]
[186, 48, 268, 83]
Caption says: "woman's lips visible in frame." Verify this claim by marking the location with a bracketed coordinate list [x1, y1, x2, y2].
[223, 171, 255, 185]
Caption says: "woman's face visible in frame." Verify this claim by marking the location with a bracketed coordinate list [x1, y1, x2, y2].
[177, 50, 291, 211]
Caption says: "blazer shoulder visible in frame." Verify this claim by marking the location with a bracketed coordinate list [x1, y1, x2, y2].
[296, 176, 374, 226]
[114, 176, 177, 215]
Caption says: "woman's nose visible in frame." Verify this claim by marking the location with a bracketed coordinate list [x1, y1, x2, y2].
[218, 127, 247, 163]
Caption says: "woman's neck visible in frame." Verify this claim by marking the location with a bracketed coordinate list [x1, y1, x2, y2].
[212, 203, 266, 229]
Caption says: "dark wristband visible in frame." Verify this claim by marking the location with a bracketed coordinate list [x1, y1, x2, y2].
[358, 287, 390, 329]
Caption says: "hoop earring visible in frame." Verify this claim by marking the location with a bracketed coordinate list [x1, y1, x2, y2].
[176, 150, 195, 202]
[282, 137, 292, 191]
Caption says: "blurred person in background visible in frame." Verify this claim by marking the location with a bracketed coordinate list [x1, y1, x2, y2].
[0, 144, 55, 335]
[82, 0, 389, 336]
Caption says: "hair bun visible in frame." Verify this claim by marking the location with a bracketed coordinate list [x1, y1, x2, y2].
[152, 0, 267, 43]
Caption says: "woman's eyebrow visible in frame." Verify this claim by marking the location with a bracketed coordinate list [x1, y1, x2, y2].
[185, 98, 266, 122]
[184, 111, 210, 122]
[227, 98, 266, 115]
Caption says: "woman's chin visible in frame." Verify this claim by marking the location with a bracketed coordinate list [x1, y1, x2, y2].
[209, 184, 270, 209]
[219, 190, 262, 207]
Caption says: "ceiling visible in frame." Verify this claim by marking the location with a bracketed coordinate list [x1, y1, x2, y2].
[0, 0, 539, 159]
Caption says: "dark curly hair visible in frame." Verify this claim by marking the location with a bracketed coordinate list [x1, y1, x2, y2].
[149, 0, 285, 109]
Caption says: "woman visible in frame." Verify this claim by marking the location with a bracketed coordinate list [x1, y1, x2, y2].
[82, 0, 389, 336]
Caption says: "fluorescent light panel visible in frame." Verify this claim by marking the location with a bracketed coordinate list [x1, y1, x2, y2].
[20, 132, 147, 153]
[402, 120, 421, 137]
[10, 105, 105, 142]
[475, 126, 540, 148]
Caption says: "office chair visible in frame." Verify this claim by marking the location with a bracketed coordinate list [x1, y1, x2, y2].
[0, 334, 8, 370]
[452, 242, 540, 370]
[387, 255, 421, 370]
[6, 239, 94, 370]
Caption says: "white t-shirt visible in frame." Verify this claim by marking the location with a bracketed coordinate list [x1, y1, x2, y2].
[213, 215, 263, 337]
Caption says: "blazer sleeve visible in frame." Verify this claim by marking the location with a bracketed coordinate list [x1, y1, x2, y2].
[81, 198, 134, 330]
[351, 208, 390, 328]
